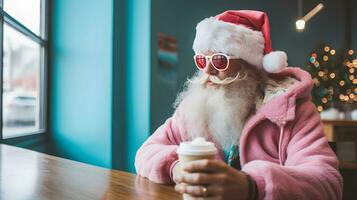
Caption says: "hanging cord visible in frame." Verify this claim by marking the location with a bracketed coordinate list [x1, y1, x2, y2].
[298, 0, 302, 18]
[278, 123, 286, 165]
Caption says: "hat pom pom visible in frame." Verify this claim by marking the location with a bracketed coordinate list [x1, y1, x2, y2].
[262, 51, 288, 73]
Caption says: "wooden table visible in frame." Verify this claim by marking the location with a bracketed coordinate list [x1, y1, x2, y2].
[0, 144, 182, 200]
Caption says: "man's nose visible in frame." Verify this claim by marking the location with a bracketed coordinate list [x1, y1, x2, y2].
[203, 62, 218, 75]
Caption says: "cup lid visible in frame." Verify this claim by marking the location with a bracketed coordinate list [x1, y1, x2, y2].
[177, 137, 218, 156]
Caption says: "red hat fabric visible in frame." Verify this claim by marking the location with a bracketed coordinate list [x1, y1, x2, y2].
[192, 10, 288, 73]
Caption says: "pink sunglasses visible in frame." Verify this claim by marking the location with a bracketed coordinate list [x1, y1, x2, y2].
[194, 53, 239, 71]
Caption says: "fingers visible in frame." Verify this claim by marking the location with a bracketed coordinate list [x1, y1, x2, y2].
[182, 159, 228, 173]
[172, 162, 182, 184]
[174, 172, 225, 185]
[175, 184, 223, 197]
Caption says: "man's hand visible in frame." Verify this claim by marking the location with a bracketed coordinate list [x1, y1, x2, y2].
[174, 159, 250, 200]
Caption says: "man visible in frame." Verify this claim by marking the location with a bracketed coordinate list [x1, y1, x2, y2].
[135, 10, 342, 200]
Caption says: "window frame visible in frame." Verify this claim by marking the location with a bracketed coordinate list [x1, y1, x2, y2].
[0, 0, 49, 140]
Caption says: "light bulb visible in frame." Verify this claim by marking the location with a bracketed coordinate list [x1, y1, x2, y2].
[296, 19, 305, 31]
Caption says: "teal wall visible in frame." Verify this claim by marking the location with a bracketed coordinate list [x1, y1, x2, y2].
[51, 0, 113, 168]
[125, 0, 151, 172]
[50, 0, 150, 171]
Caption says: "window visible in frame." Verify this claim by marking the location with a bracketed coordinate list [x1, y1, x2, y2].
[0, 0, 47, 139]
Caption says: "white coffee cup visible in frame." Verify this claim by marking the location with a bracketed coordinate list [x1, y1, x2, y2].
[177, 137, 218, 200]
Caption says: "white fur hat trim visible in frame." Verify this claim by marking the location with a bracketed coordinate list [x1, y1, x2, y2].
[262, 51, 288, 73]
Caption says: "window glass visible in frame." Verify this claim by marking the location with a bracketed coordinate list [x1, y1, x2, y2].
[2, 23, 41, 138]
[3, 0, 41, 36]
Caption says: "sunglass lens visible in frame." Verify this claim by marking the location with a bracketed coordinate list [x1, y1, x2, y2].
[195, 55, 206, 69]
[212, 55, 228, 70]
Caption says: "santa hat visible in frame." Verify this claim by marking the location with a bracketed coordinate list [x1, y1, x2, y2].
[192, 10, 288, 73]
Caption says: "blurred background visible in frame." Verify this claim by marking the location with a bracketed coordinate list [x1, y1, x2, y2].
[0, 0, 356, 199]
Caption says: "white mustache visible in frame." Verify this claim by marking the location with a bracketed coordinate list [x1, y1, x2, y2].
[188, 72, 247, 85]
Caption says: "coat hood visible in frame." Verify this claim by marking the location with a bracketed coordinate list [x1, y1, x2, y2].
[257, 67, 314, 125]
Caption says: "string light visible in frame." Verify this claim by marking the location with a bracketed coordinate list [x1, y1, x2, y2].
[353, 59, 357, 67]
[343, 59, 349, 66]
[329, 88, 334, 95]
[339, 94, 344, 100]
[344, 96, 350, 101]
[309, 57, 316, 63]
[347, 62, 354, 68]
[318, 71, 324, 77]
[313, 78, 320, 86]
[308, 46, 356, 107]
[348, 49, 354, 55]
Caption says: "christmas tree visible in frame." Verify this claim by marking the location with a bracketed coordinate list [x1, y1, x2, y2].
[304, 43, 357, 112]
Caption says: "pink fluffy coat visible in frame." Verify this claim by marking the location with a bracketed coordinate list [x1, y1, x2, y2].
[135, 67, 343, 200]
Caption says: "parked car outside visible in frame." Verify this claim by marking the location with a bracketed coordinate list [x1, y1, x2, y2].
[3, 91, 37, 126]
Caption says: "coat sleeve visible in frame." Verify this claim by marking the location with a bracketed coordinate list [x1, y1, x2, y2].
[242, 101, 343, 200]
[135, 107, 184, 184]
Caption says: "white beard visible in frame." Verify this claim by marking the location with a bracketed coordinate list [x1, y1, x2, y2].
[175, 71, 262, 151]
